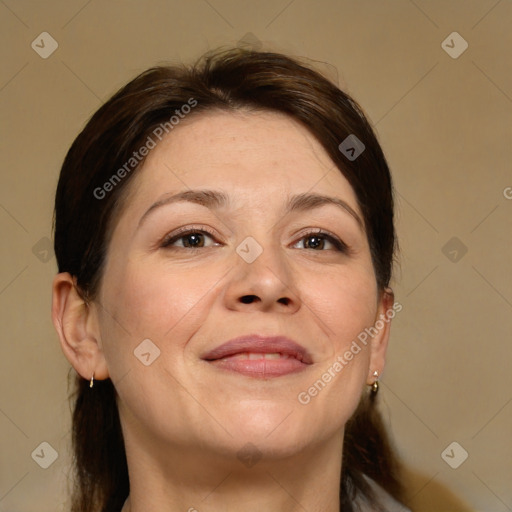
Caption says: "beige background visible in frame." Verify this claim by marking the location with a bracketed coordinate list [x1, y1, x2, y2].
[1, 1, 511, 511]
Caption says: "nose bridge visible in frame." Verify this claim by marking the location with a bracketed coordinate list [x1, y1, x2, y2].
[224, 231, 300, 311]
[239, 230, 292, 279]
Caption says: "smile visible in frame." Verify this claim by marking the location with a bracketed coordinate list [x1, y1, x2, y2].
[206, 351, 310, 377]
[201, 334, 313, 378]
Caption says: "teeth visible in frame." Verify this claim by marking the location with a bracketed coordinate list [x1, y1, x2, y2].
[226, 352, 291, 360]
[259, 353, 283, 360]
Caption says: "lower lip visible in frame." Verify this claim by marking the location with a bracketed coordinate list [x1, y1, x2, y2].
[207, 357, 309, 377]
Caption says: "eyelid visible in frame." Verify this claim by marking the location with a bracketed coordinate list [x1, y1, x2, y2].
[292, 228, 349, 252]
[159, 226, 350, 252]
[160, 225, 220, 248]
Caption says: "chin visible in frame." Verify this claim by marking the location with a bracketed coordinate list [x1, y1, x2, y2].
[220, 403, 318, 453]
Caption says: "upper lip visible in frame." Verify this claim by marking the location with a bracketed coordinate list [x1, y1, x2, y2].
[202, 334, 314, 364]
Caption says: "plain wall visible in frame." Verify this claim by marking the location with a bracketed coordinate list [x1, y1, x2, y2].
[0, 1, 511, 510]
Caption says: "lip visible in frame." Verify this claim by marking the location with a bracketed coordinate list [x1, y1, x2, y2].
[201, 334, 313, 378]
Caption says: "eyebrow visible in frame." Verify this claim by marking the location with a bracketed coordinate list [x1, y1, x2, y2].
[288, 192, 363, 228]
[138, 189, 363, 229]
[138, 190, 229, 228]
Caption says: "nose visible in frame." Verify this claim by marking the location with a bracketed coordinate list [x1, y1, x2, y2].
[222, 240, 301, 314]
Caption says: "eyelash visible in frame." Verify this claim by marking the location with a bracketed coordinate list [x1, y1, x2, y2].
[160, 226, 218, 249]
[160, 226, 348, 253]
[298, 229, 349, 252]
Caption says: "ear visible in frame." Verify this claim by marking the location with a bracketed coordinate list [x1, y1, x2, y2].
[51, 273, 109, 382]
[366, 287, 395, 385]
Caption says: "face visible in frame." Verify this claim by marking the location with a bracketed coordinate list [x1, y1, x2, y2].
[92, 110, 388, 461]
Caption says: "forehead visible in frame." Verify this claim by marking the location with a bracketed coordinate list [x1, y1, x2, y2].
[118, 110, 361, 220]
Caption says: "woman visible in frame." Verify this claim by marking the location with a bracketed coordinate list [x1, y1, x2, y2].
[51, 47, 410, 512]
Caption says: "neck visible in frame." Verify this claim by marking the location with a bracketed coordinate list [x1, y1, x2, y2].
[121, 430, 344, 512]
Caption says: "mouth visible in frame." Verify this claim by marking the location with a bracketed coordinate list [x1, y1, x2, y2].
[201, 334, 313, 378]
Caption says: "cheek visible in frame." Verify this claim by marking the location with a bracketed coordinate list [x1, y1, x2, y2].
[300, 260, 378, 351]
[99, 259, 219, 360]
[296, 266, 376, 429]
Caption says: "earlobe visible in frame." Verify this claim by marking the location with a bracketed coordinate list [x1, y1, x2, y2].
[51, 273, 109, 382]
[367, 287, 394, 385]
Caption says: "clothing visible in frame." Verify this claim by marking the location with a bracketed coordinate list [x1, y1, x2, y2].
[353, 476, 412, 512]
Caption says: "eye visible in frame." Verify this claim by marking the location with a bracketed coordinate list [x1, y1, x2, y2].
[293, 230, 348, 252]
[161, 228, 220, 249]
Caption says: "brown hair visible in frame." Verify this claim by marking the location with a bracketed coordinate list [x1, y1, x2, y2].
[54, 47, 405, 512]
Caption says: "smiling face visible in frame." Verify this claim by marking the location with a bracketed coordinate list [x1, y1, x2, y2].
[90, 109, 390, 463]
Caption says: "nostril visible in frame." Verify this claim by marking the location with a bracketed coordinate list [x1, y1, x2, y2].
[240, 295, 259, 304]
[277, 297, 290, 306]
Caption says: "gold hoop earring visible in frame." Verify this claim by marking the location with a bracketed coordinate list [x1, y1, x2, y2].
[371, 370, 379, 393]
[89, 373, 94, 388]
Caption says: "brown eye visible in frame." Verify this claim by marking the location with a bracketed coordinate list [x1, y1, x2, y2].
[181, 233, 205, 248]
[303, 235, 326, 250]
[161, 229, 219, 249]
[293, 231, 347, 252]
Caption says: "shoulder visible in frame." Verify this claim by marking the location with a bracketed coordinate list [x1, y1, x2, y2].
[353, 475, 412, 512]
